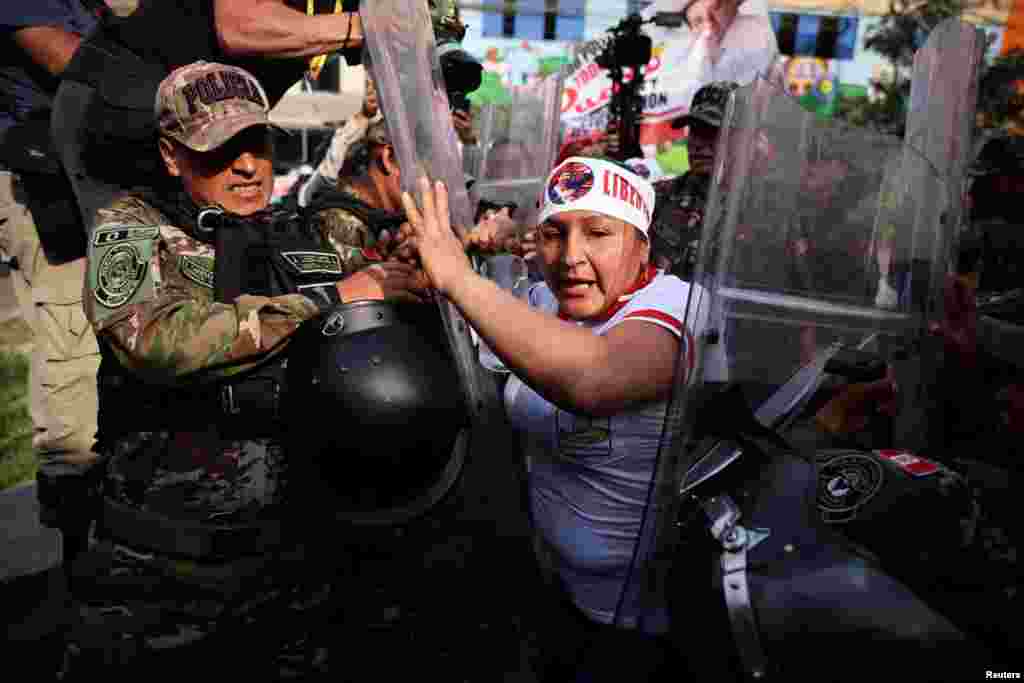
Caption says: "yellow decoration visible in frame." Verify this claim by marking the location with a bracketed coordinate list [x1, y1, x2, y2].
[307, 0, 344, 81]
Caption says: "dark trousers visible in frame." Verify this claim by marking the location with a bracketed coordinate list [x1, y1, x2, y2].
[533, 580, 685, 683]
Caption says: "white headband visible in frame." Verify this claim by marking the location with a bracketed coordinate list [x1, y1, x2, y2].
[538, 157, 656, 237]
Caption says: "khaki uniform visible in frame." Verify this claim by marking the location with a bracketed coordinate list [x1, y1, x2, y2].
[0, 172, 101, 481]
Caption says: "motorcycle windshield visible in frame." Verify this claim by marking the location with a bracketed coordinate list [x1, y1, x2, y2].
[472, 74, 565, 229]
[362, 0, 492, 422]
[614, 75, 956, 630]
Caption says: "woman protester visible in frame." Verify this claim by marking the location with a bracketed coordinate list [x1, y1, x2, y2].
[399, 158, 724, 681]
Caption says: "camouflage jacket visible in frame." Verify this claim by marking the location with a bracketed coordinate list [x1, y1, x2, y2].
[83, 193, 378, 521]
[307, 181, 383, 266]
[649, 171, 711, 277]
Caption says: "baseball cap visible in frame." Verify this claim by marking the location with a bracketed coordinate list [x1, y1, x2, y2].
[672, 81, 739, 129]
[156, 61, 286, 153]
[538, 157, 656, 238]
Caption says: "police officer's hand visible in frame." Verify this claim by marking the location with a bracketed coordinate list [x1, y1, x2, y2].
[452, 110, 477, 145]
[929, 273, 978, 369]
[337, 261, 430, 304]
[815, 366, 898, 435]
[463, 209, 518, 253]
[377, 226, 419, 265]
[503, 229, 537, 261]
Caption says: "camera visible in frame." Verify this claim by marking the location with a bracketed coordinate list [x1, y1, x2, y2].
[437, 43, 483, 114]
[595, 14, 653, 71]
[594, 14, 654, 161]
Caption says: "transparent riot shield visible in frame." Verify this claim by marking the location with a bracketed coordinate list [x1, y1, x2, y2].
[472, 74, 564, 228]
[895, 19, 985, 448]
[615, 76, 954, 631]
[905, 18, 984, 243]
[362, 0, 492, 423]
[469, 76, 562, 371]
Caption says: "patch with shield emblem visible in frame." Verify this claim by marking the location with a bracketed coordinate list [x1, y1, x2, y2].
[94, 242, 150, 309]
[816, 451, 884, 523]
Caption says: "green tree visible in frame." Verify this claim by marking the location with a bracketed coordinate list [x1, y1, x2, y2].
[838, 0, 1024, 139]
[977, 48, 1024, 130]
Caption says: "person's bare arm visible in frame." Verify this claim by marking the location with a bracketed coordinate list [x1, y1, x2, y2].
[215, 0, 361, 59]
[402, 180, 681, 417]
[12, 25, 82, 76]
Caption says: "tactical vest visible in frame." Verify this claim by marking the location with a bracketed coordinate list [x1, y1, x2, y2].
[95, 202, 345, 444]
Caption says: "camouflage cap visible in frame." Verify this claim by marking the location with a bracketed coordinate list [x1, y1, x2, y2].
[156, 61, 285, 152]
[672, 81, 740, 129]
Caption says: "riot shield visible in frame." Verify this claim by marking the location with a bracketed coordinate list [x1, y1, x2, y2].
[472, 74, 564, 228]
[895, 19, 985, 449]
[615, 77, 953, 632]
[362, 0, 492, 423]
[361, 0, 474, 229]
[905, 18, 984, 242]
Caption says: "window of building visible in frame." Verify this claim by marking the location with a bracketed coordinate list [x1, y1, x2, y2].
[771, 12, 799, 55]
[769, 12, 858, 60]
[482, 0, 584, 41]
[794, 14, 820, 56]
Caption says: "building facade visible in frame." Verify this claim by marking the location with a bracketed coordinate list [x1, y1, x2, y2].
[459, 0, 1010, 114]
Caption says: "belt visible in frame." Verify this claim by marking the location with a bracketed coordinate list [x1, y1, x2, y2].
[99, 498, 285, 561]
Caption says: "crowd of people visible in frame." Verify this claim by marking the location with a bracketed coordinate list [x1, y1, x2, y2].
[1, 0, 1019, 681]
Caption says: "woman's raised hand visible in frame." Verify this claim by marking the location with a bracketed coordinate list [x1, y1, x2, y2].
[400, 178, 474, 297]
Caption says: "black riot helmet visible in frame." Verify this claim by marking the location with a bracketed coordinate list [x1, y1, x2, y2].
[283, 300, 471, 526]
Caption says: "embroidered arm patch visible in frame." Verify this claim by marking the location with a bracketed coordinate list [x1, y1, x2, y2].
[180, 255, 215, 289]
[281, 251, 343, 275]
[88, 224, 158, 321]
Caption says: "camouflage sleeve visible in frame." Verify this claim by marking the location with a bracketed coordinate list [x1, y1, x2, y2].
[308, 206, 379, 276]
[84, 197, 321, 384]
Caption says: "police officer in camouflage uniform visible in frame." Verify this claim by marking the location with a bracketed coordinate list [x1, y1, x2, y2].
[70, 61, 427, 680]
[649, 81, 738, 279]
[302, 118, 409, 260]
[305, 116, 507, 268]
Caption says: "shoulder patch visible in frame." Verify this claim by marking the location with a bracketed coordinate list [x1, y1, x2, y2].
[179, 255, 215, 289]
[280, 251, 343, 275]
[93, 241, 151, 309]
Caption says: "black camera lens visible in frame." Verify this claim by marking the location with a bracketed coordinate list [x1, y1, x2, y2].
[440, 50, 483, 94]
